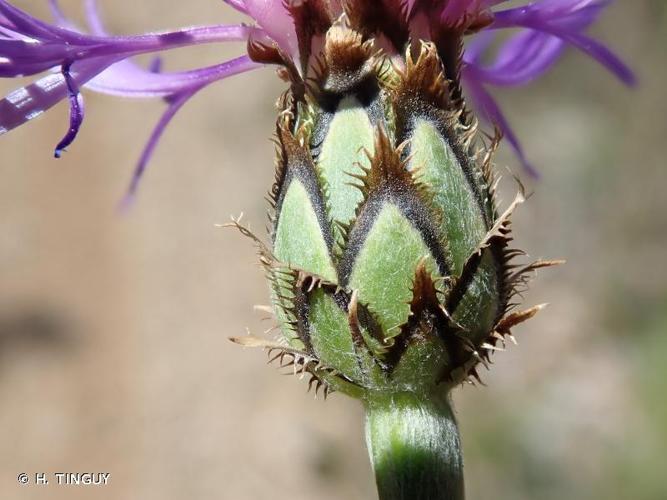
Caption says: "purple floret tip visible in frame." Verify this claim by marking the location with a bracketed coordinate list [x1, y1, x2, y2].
[53, 61, 84, 158]
[461, 0, 635, 174]
[1, 0, 634, 188]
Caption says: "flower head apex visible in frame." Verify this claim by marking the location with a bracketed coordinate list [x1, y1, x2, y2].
[243, 0, 300, 59]
[1, 0, 633, 201]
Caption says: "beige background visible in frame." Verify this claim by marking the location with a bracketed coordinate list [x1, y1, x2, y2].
[1, 1, 666, 499]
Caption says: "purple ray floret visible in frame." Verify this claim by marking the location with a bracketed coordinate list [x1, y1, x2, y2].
[0, 0, 260, 198]
[53, 61, 84, 158]
[0, 0, 634, 198]
[462, 0, 635, 174]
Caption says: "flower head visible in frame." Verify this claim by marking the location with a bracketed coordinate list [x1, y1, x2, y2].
[1, 0, 633, 199]
[1, 4, 636, 497]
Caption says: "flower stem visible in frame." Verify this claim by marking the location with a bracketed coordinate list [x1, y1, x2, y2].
[364, 392, 464, 500]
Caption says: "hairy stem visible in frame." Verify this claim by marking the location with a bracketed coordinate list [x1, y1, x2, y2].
[365, 392, 464, 500]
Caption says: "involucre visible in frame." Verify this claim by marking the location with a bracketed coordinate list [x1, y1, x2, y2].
[230, 7, 560, 499]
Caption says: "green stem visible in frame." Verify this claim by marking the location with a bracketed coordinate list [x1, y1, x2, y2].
[364, 392, 464, 500]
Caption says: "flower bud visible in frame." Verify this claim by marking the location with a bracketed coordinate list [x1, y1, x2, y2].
[232, 20, 556, 399]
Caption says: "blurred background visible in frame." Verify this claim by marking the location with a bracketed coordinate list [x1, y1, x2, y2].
[1, 1, 665, 499]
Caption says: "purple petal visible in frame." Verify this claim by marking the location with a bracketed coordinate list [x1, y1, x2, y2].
[1, 1, 253, 78]
[0, 40, 81, 77]
[0, 56, 116, 135]
[118, 89, 196, 210]
[556, 31, 636, 85]
[461, 0, 635, 176]
[223, 0, 249, 15]
[1, 1, 260, 143]
[84, 0, 107, 36]
[493, 29, 558, 68]
[148, 56, 163, 74]
[463, 30, 495, 64]
[243, 0, 298, 59]
[490, 0, 635, 86]
[463, 66, 539, 177]
[464, 30, 566, 86]
[86, 55, 260, 98]
[118, 55, 260, 205]
[54, 61, 85, 157]
[0, 1, 96, 43]
[407, 0, 507, 21]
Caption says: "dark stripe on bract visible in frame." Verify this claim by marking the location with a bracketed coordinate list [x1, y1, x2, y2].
[320, 284, 385, 344]
[317, 72, 383, 112]
[399, 110, 492, 232]
[445, 245, 503, 327]
[308, 110, 333, 162]
[272, 136, 335, 253]
[330, 287, 388, 349]
[300, 284, 390, 364]
[445, 249, 482, 319]
[364, 91, 388, 130]
[293, 282, 314, 355]
[338, 186, 451, 287]
[391, 44, 493, 231]
[310, 82, 386, 161]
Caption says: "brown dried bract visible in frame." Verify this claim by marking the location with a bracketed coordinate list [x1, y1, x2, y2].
[344, 0, 410, 50]
[397, 42, 453, 112]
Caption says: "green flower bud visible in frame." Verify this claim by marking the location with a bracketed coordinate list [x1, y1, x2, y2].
[234, 30, 551, 394]
[230, 24, 558, 500]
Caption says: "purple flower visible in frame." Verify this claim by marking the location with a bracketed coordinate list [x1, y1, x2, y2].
[0, 0, 633, 200]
